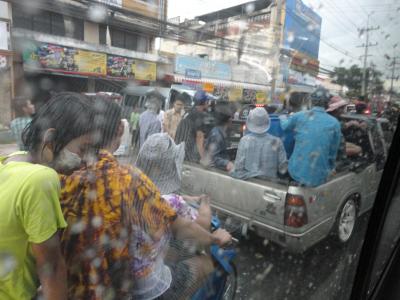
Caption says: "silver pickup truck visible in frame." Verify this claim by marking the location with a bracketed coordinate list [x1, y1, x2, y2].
[181, 115, 388, 253]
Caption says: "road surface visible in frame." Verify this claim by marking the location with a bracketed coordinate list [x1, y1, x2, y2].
[234, 214, 369, 300]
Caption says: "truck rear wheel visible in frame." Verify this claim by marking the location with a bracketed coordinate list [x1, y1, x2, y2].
[334, 198, 358, 244]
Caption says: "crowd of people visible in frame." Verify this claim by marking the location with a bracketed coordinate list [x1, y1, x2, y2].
[0, 86, 389, 299]
[133, 87, 348, 188]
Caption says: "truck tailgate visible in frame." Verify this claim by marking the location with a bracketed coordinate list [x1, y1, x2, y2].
[181, 163, 289, 229]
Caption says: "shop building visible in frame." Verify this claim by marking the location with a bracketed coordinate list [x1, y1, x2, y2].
[0, 0, 169, 125]
[161, 0, 321, 102]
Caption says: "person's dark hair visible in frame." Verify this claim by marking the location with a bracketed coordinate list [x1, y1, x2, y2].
[214, 102, 232, 126]
[265, 105, 277, 114]
[289, 93, 303, 111]
[310, 87, 331, 109]
[91, 96, 122, 149]
[146, 89, 165, 105]
[22, 92, 94, 157]
[174, 95, 185, 104]
[170, 93, 186, 107]
[12, 96, 30, 117]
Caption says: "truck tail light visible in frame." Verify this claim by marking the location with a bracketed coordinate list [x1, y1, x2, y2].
[284, 194, 308, 228]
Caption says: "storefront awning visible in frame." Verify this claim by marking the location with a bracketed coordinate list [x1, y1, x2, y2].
[287, 84, 315, 93]
[168, 74, 270, 91]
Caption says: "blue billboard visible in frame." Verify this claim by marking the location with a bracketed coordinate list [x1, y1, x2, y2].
[283, 0, 322, 59]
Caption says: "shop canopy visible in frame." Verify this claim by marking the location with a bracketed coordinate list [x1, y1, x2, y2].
[167, 74, 270, 91]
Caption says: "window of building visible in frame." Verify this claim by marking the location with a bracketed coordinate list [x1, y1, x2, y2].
[99, 25, 147, 51]
[12, 6, 83, 40]
[64, 17, 84, 40]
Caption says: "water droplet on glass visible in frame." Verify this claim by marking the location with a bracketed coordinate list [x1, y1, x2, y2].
[88, 5, 107, 23]
[0, 252, 17, 278]
[91, 216, 103, 228]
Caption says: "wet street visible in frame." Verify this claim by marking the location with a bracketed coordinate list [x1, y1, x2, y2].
[234, 214, 370, 300]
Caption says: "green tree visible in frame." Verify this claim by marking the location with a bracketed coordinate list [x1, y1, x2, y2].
[330, 64, 384, 97]
[367, 68, 384, 94]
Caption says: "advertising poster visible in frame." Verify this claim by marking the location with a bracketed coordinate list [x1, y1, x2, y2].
[283, 0, 322, 59]
[22, 42, 106, 76]
[74, 50, 107, 75]
[107, 55, 135, 78]
[243, 89, 256, 103]
[175, 55, 231, 81]
[229, 88, 243, 102]
[22, 41, 156, 81]
[214, 86, 229, 101]
[134, 60, 157, 81]
[256, 91, 267, 104]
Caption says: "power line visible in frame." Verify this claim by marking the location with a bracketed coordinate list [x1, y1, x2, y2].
[317, 4, 360, 40]
[323, 1, 359, 30]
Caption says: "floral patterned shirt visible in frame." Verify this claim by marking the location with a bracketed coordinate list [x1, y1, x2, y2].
[163, 194, 199, 221]
[59, 150, 177, 300]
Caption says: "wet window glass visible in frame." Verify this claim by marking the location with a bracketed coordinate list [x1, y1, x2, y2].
[0, 0, 399, 299]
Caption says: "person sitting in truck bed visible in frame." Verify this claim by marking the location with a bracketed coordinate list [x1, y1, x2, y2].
[231, 107, 288, 180]
[281, 87, 342, 187]
[327, 95, 362, 159]
[203, 104, 234, 172]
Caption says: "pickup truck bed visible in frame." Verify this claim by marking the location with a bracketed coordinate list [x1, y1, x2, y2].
[181, 115, 385, 253]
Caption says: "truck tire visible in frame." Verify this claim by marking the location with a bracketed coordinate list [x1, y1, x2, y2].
[222, 262, 238, 300]
[333, 197, 358, 244]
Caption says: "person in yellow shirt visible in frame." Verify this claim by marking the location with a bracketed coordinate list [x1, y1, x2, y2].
[0, 92, 95, 300]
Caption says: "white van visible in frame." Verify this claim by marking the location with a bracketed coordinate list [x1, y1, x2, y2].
[119, 84, 205, 119]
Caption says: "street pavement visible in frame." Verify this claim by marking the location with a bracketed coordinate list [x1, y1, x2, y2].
[120, 148, 369, 300]
[233, 213, 369, 300]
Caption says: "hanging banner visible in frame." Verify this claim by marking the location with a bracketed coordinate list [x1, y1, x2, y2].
[185, 68, 202, 79]
[214, 86, 229, 101]
[74, 50, 107, 75]
[134, 60, 157, 81]
[22, 41, 156, 81]
[175, 55, 231, 80]
[22, 42, 106, 76]
[243, 89, 256, 103]
[107, 55, 135, 79]
[256, 91, 267, 104]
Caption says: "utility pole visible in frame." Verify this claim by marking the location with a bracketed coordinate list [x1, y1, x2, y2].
[388, 57, 400, 102]
[357, 13, 379, 97]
